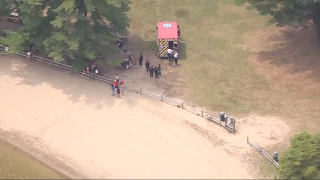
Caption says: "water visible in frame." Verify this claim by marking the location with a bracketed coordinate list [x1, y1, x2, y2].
[0, 139, 68, 179]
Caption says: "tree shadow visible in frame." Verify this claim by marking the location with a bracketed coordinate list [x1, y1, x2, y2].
[118, 35, 187, 61]
[256, 28, 320, 82]
[0, 55, 139, 110]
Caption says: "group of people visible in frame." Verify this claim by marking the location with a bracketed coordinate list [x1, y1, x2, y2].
[122, 55, 135, 70]
[167, 48, 179, 66]
[111, 74, 125, 98]
[82, 61, 98, 75]
[145, 60, 161, 78]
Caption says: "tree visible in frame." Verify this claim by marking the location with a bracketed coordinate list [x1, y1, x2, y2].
[0, 0, 130, 70]
[235, 0, 320, 47]
[278, 131, 320, 179]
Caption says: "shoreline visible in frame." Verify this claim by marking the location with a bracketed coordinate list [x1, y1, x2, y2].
[0, 129, 85, 179]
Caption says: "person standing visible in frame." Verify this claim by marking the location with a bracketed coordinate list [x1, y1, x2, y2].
[120, 79, 125, 95]
[158, 64, 161, 76]
[111, 84, 115, 96]
[154, 66, 159, 78]
[116, 87, 121, 98]
[139, 53, 143, 67]
[169, 53, 174, 66]
[167, 48, 173, 60]
[27, 51, 31, 62]
[145, 60, 150, 72]
[174, 51, 179, 66]
[149, 65, 154, 77]
[115, 74, 120, 84]
[113, 80, 118, 89]
[178, 25, 181, 37]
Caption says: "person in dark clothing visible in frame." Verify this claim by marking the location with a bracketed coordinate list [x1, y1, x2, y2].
[116, 87, 121, 98]
[149, 65, 154, 77]
[178, 25, 181, 37]
[117, 42, 123, 49]
[139, 53, 143, 66]
[145, 60, 150, 72]
[158, 64, 161, 76]
[169, 53, 174, 66]
[154, 66, 159, 78]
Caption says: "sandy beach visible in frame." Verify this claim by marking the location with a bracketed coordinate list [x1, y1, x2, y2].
[0, 55, 289, 179]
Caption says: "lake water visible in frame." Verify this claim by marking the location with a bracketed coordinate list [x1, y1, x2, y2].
[0, 138, 68, 179]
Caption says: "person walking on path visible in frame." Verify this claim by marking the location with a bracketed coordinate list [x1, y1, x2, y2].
[145, 60, 150, 72]
[149, 65, 154, 77]
[158, 64, 161, 76]
[154, 66, 159, 78]
[174, 51, 179, 66]
[139, 53, 143, 67]
[111, 84, 115, 96]
[116, 87, 121, 98]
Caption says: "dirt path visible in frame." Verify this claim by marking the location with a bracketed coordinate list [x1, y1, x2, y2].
[0, 56, 289, 178]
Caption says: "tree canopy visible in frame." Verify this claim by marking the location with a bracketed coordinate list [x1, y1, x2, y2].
[279, 131, 320, 179]
[235, 0, 320, 46]
[0, 0, 130, 70]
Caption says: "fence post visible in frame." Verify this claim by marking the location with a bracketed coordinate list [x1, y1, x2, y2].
[201, 110, 203, 117]
[139, 88, 142, 94]
[247, 137, 249, 144]
[161, 95, 163, 101]
[181, 102, 184, 109]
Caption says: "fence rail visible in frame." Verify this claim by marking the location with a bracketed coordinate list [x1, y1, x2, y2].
[0, 45, 236, 133]
[247, 137, 279, 168]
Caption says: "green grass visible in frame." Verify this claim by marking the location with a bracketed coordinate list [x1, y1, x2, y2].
[126, 0, 320, 178]
[104, 58, 122, 67]
[128, 0, 286, 116]
[127, 0, 320, 125]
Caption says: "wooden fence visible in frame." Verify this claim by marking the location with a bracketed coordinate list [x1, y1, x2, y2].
[247, 137, 279, 168]
[0, 45, 236, 133]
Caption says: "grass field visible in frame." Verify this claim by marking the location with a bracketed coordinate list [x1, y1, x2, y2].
[128, 0, 280, 115]
[127, 1, 320, 176]
[127, 0, 320, 123]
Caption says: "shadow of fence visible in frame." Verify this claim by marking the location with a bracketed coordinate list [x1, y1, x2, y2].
[0, 45, 236, 133]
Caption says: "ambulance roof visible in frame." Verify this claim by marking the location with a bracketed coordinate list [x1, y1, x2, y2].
[157, 22, 178, 39]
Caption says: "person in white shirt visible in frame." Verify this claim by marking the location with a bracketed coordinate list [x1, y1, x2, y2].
[174, 52, 179, 66]
[5, 46, 9, 52]
[167, 48, 173, 57]
[27, 51, 31, 62]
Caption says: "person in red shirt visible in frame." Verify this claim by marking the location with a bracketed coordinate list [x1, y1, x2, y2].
[113, 80, 118, 88]
[120, 79, 125, 85]
[120, 79, 125, 95]
[86, 67, 90, 74]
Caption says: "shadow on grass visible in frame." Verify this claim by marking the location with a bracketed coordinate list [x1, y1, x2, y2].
[256, 28, 320, 82]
